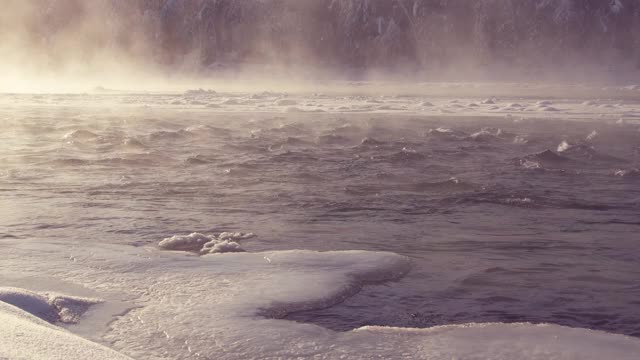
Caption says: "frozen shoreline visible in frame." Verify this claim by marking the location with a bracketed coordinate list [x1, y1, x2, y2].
[2, 239, 640, 359]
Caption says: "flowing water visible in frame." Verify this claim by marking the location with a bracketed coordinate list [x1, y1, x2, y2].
[1, 91, 640, 358]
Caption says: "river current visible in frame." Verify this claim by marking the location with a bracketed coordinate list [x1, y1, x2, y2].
[1, 90, 639, 348]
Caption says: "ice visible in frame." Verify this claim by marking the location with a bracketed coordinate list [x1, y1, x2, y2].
[3, 241, 639, 359]
[184, 89, 216, 96]
[557, 140, 571, 152]
[0, 287, 101, 324]
[158, 233, 213, 251]
[158, 232, 255, 254]
[222, 98, 243, 105]
[285, 106, 305, 113]
[0, 289, 130, 360]
[201, 239, 245, 253]
[275, 99, 298, 106]
[3, 91, 640, 359]
[218, 232, 256, 241]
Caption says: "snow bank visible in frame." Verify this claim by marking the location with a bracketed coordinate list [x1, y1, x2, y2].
[0, 291, 130, 360]
[0, 287, 101, 324]
[3, 240, 640, 359]
[106, 248, 640, 360]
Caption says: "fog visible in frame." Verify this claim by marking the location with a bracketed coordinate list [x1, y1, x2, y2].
[2, 0, 640, 93]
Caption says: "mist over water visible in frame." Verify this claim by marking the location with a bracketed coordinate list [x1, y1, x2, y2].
[2, 1, 640, 360]
[3, 0, 640, 91]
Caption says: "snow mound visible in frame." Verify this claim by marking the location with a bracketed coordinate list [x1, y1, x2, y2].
[4, 241, 640, 359]
[0, 287, 101, 324]
[158, 232, 255, 254]
[352, 323, 640, 359]
[0, 300, 131, 360]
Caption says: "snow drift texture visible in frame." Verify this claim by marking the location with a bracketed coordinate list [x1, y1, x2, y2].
[5, 0, 640, 78]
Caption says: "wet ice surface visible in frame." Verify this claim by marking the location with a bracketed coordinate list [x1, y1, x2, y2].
[1, 86, 640, 358]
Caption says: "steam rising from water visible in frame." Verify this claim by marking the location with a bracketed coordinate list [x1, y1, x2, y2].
[3, 0, 640, 92]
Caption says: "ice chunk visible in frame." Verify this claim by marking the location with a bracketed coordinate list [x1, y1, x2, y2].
[201, 239, 245, 254]
[158, 232, 255, 254]
[557, 140, 571, 152]
[158, 232, 213, 252]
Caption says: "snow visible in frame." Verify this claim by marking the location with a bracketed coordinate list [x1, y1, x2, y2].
[0, 287, 101, 324]
[275, 99, 298, 106]
[1, 238, 640, 359]
[4, 82, 639, 122]
[158, 232, 255, 254]
[158, 232, 212, 252]
[557, 140, 571, 152]
[0, 290, 130, 360]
